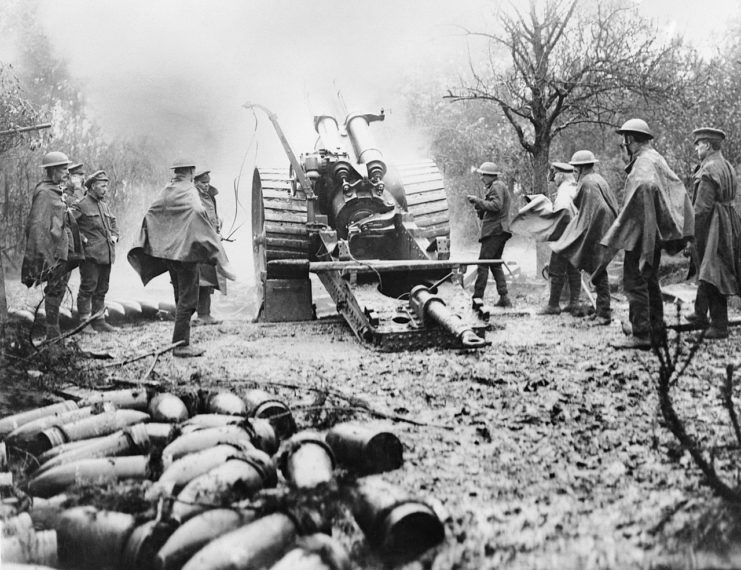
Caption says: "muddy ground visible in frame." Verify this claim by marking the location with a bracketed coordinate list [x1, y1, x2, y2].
[3, 263, 741, 570]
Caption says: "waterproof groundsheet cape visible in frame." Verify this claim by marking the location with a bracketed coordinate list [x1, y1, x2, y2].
[691, 151, 741, 295]
[551, 172, 619, 275]
[510, 194, 571, 243]
[128, 177, 235, 285]
[600, 147, 694, 272]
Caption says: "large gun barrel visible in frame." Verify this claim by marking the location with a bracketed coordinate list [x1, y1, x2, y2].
[410, 286, 488, 349]
[344, 112, 386, 181]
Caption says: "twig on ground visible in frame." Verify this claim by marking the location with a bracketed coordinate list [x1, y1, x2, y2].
[100, 340, 185, 369]
[225, 378, 455, 430]
[721, 364, 741, 446]
[38, 309, 106, 348]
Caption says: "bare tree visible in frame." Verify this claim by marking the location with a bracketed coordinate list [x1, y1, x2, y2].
[446, 0, 687, 195]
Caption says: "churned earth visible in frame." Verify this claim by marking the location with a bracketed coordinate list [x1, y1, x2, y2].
[3, 264, 741, 570]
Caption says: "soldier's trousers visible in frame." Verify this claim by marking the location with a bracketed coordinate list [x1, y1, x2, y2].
[474, 233, 510, 299]
[547, 251, 580, 307]
[197, 286, 214, 317]
[43, 263, 71, 330]
[167, 260, 199, 346]
[695, 280, 728, 330]
[623, 247, 663, 338]
[77, 261, 111, 318]
[592, 267, 611, 318]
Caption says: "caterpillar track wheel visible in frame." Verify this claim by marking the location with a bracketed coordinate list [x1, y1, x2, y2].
[396, 160, 450, 240]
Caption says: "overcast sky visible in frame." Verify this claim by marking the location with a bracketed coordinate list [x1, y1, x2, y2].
[5, 0, 734, 286]
[30, 0, 740, 179]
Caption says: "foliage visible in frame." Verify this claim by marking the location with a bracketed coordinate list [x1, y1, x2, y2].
[0, 1, 165, 265]
[444, 0, 693, 196]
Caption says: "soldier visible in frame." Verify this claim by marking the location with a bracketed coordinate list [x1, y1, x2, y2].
[685, 127, 741, 339]
[601, 119, 694, 349]
[193, 169, 227, 325]
[65, 163, 86, 203]
[551, 151, 619, 325]
[538, 162, 584, 315]
[128, 158, 235, 358]
[21, 151, 84, 341]
[468, 162, 512, 307]
[71, 170, 119, 334]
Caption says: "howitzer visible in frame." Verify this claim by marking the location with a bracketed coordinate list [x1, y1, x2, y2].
[247, 100, 503, 350]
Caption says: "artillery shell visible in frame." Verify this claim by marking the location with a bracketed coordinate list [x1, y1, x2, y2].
[180, 413, 244, 431]
[35, 424, 150, 475]
[0, 401, 78, 439]
[325, 423, 403, 474]
[248, 418, 279, 456]
[105, 300, 126, 322]
[36, 409, 150, 453]
[181, 512, 298, 570]
[145, 423, 178, 446]
[162, 425, 254, 461]
[243, 389, 296, 440]
[279, 431, 335, 488]
[55, 506, 137, 570]
[148, 393, 189, 423]
[270, 533, 351, 570]
[150, 443, 252, 499]
[6, 405, 106, 451]
[111, 298, 143, 320]
[171, 449, 276, 523]
[348, 476, 445, 559]
[136, 298, 160, 319]
[78, 388, 149, 411]
[28, 456, 150, 498]
[205, 391, 247, 416]
[122, 518, 178, 570]
[154, 509, 256, 570]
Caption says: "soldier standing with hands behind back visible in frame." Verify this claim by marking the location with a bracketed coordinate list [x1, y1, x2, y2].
[468, 162, 512, 307]
[71, 170, 119, 333]
[193, 169, 227, 325]
[685, 127, 741, 339]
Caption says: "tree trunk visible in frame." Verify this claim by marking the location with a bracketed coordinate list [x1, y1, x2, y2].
[0, 253, 7, 357]
[531, 142, 551, 276]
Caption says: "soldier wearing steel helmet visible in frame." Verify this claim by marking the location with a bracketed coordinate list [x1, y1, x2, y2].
[601, 119, 694, 349]
[551, 150, 619, 325]
[128, 158, 235, 357]
[467, 161, 512, 307]
[21, 151, 85, 341]
[685, 127, 741, 339]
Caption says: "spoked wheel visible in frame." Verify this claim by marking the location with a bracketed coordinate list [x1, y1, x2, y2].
[397, 160, 450, 240]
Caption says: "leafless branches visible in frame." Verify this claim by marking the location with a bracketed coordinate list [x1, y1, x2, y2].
[653, 330, 741, 504]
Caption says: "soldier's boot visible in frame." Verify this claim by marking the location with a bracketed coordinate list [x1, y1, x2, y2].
[194, 291, 222, 326]
[565, 272, 587, 316]
[538, 272, 565, 315]
[44, 296, 63, 342]
[91, 299, 115, 333]
[77, 313, 97, 335]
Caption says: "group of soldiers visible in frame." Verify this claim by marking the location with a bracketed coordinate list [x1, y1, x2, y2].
[471, 118, 741, 349]
[21, 154, 232, 358]
[19, 118, 740, 355]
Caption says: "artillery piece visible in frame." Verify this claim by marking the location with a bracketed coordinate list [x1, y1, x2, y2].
[248, 101, 504, 351]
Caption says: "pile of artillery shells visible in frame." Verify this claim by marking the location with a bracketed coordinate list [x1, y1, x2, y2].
[0, 388, 445, 569]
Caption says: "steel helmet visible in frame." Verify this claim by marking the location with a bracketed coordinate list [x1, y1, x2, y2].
[474, 161, 501, 176]
[569, 150, 599, 166]
[616, 118, 653, 139]
[40, 151, 71, 168]
[170, 158, 196, 169]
